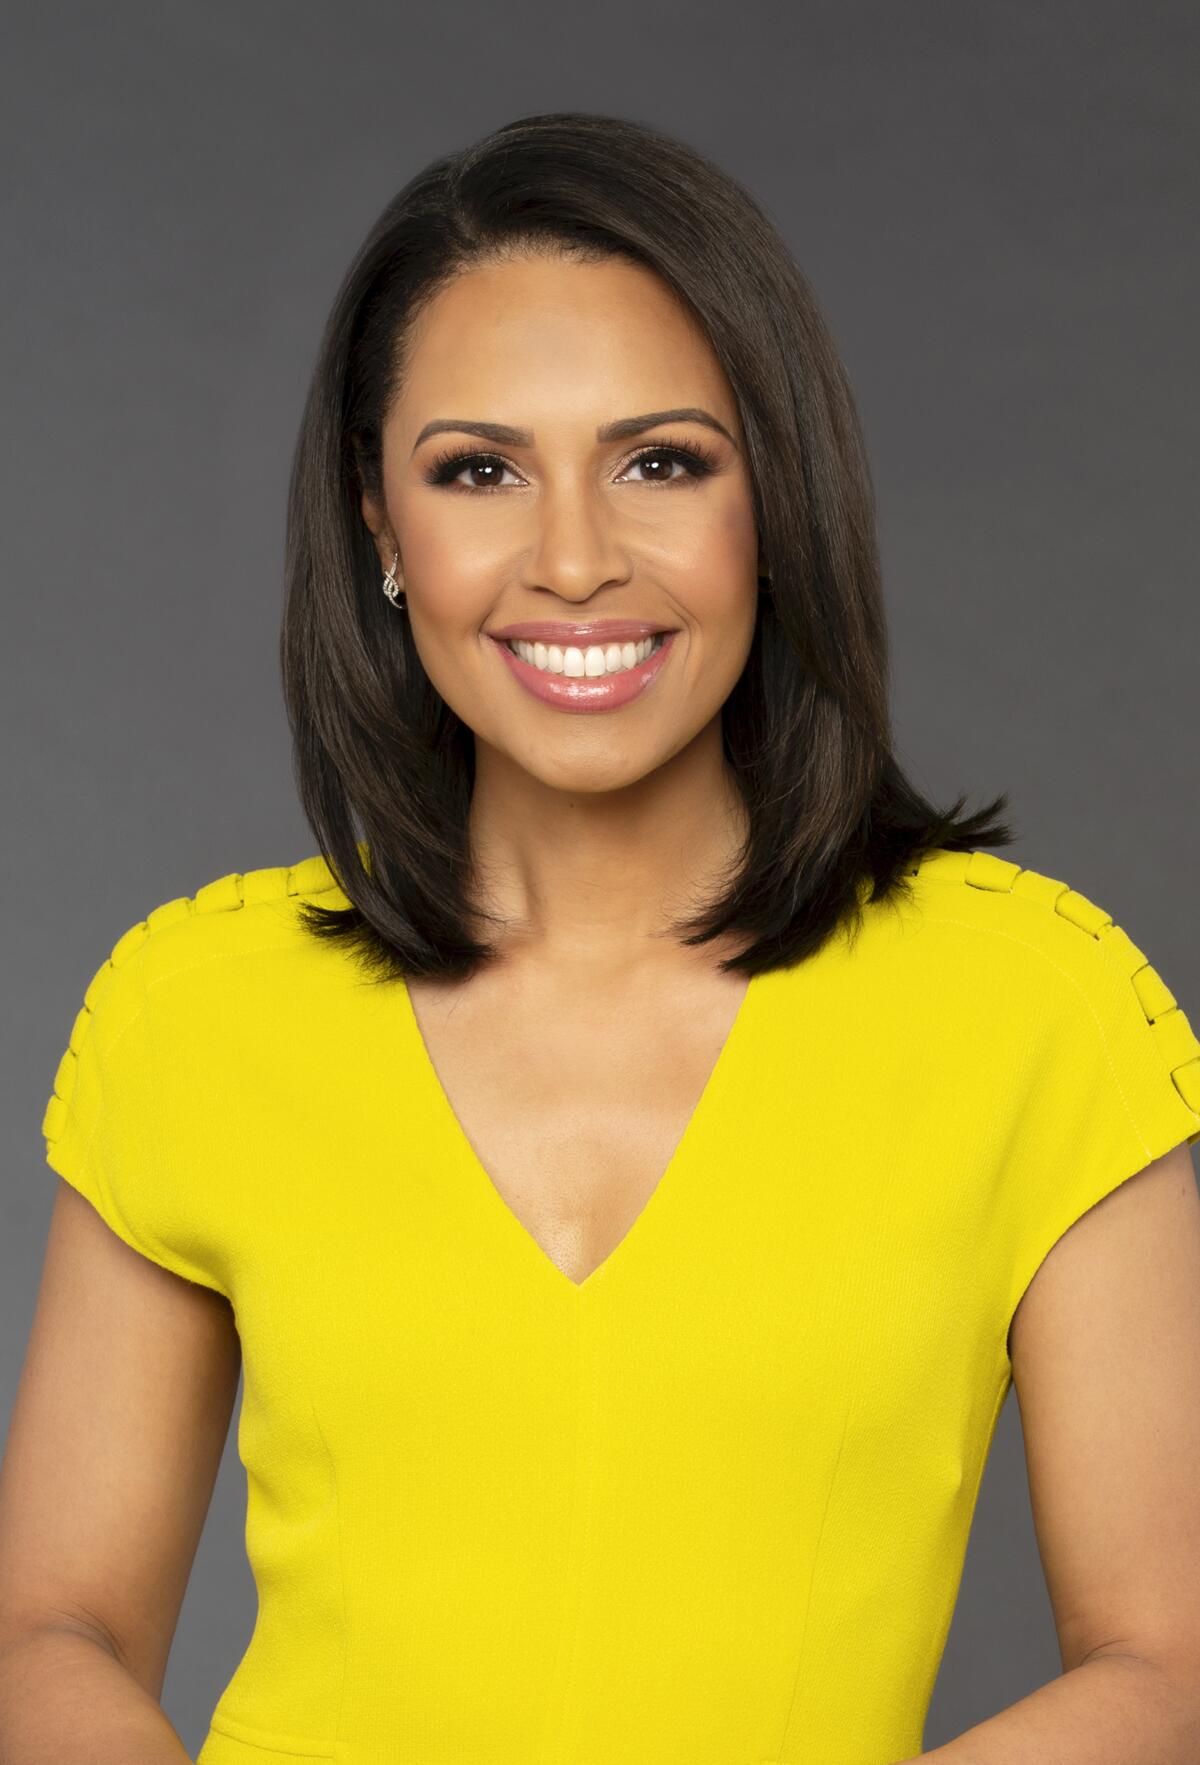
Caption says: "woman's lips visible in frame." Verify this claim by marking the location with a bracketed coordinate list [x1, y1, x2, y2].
[489, 630, 678, 713]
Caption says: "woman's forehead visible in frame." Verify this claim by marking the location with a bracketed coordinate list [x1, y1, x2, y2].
[394, 259, 735, 435]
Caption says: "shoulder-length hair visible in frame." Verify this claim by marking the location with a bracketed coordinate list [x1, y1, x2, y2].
[281, 109, 1015, 985]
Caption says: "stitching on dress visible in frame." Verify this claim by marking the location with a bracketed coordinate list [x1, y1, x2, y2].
[42, 856, 348, 1299]
[308, 1392, 348, 1755]
[44, 855, 346, 1149]
[911, 911, 1155, 1163]
[910, 851, 1200, 1129]
[771, 1390, 854, 1764]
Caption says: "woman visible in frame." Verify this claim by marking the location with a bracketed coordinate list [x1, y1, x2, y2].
[4, 111, 1200, 1765]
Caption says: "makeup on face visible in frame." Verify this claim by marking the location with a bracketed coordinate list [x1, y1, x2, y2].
[377, 257, 760, 740]
[487, 622, 680, 713]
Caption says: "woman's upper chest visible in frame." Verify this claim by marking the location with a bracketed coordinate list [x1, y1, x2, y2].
[402, 955, 754, 1286]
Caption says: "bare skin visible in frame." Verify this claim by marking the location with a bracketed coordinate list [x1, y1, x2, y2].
[4, 246, 1199, 1761]
[0, 1183, 239, 1759]
[1007, 1140, 1200, 1680]
[404, 949, 751, 1286]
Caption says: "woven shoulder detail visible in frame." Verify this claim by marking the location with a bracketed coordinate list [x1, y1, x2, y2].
[185, 850, 346, 917]
[907, 847, 1200, 1120]
[42, 915, 153, 1150]
[42, 850, 348, 1153]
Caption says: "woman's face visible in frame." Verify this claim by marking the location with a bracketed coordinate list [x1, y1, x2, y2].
[362, 251, 763, 796]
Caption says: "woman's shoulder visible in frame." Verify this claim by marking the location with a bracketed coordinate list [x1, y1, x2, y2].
[900, 846, 1200, 1125]
[84, 849, 349, 997]
[41, 851, 349, 1293]
[47, 850, 351, 1091]
[905, 845, 1173, 991]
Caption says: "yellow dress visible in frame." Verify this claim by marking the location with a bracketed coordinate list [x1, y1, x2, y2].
[42, 846, 1200, 1765]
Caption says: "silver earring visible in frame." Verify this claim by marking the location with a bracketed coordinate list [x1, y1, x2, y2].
[382, 550, 405, 610]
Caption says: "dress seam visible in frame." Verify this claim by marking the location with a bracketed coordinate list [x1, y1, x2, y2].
[771, 1389, 854, 1762]
[309, 1392, 349, 1753]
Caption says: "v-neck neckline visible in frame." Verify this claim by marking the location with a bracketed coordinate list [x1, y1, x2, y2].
[397, 964, 761, 1299]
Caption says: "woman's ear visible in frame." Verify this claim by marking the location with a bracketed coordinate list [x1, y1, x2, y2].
[360, 493, 396, 571]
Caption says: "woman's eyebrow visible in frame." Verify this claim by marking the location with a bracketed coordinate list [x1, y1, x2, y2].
[410, 407, 738, 454]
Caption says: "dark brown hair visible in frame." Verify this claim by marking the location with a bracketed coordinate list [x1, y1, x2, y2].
[281, 109, 1015, 984]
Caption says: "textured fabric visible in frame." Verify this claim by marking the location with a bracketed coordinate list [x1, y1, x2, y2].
[42, 846, 1200, 1765]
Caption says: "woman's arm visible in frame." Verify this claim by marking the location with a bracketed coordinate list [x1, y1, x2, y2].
[902, 1139, 1200, 1763]
[0, 1178, 241, 1762]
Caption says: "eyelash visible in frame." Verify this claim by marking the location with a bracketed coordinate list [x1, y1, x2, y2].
[422, 436, 722, 494]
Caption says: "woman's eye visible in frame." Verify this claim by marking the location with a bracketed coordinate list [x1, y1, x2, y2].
[622, 446, 712, 485]
[432, 454, 521, 492]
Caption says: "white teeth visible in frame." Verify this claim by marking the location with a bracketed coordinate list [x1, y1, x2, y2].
[506, 634, 665, 676]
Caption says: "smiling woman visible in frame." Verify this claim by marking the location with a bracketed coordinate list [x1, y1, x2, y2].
[11, 109, 1200, 1765]
[285, 115, 1021, 998]
[356, 250, 769, 746]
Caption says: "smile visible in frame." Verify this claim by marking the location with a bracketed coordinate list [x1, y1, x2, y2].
[504, 634, 665, 676]
[489, 629, 678, 713]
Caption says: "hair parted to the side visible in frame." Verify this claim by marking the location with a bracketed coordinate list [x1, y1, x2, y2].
[281, 109, 1016, 986]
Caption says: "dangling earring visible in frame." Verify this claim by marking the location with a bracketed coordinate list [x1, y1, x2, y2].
[382, 550, 406, 610]
[758, 560, 773, 593]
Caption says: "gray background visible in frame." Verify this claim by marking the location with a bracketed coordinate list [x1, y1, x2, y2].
[3, 2, 1197, 1756]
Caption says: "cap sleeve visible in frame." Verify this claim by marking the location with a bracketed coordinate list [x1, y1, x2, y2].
[1002, 882, 1200, 1353]
[41, 917, 227, 1296]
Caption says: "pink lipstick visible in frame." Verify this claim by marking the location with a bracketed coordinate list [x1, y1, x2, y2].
[488, 628, 679, 713]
